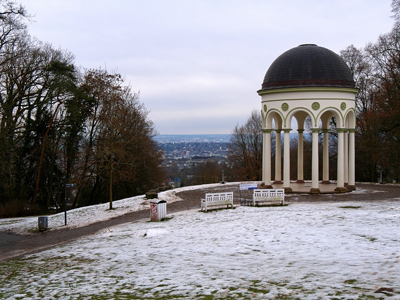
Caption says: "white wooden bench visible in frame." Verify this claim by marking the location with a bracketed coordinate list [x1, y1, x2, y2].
[252, 189, 284, 206]
[201, 192, 234, 211]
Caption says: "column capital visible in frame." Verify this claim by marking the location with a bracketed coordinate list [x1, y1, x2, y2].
[348, 129, 356, 133]
[282, 129, 292, 133]
[262, 129, 273, 133]
[322, 129, 329, 133]
[311, 128, 320, 133]
[297, 129, 305, 133]
[336, 128, 348, 133]
[274, 128, 282, 132]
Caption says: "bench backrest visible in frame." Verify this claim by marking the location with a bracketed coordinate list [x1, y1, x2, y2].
[205, 192, 233, 202]
[253, 189, 284, 198]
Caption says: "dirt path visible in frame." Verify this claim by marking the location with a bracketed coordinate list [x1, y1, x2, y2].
[1, 183, 399, 262]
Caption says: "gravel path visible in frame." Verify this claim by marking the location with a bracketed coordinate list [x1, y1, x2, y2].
[1, 183, 399, 262]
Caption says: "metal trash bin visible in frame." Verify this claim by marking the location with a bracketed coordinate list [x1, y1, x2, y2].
[38, 216, 48, 231]
[150, 200, 167, 221]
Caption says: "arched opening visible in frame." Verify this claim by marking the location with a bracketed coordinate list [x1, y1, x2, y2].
[262, 110, 284, 188]
[292, 111, 311, 184]
[272, 114, 283, 184]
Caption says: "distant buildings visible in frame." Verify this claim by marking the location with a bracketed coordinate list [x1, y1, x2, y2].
[158, 140, 229, 169]
[155, 134, 230, 169]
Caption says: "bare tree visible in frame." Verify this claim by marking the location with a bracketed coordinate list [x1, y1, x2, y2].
[392, 0, 400, 30]
[78, 69, 164, 209]
[228, 110, 263, 181]
[340, 45, 373, 114]
[192, 161, 221, 184]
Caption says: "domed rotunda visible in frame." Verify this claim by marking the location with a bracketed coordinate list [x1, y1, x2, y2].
[258, 44, 358, 193]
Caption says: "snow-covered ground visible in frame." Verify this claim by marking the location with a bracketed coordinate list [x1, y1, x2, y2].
[0, 182, 239, 235]
[1, 184, 400, 299]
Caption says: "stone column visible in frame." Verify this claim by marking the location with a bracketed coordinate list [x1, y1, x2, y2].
[262, 129, 273, 188]
[296, 129, 304, 183]
[310, 128, 320, 194]
[322, 129, 329, 184]
[348, 129, 356, 191]
[344, 130, 349, 185]
[335, 129, 347, 192]
[283, 129, 292, 192]
[274, 129, 282, 184]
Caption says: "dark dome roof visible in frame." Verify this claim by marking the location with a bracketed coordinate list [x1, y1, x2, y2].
[260, 44, 355, 91]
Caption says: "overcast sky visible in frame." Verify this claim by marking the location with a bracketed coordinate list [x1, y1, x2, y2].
[23, 1, 394, 135]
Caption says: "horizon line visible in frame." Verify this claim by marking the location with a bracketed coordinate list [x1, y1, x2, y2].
[157, 133, 232, 135]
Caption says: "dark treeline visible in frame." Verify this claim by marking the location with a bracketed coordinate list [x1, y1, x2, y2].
[340, 0, 400, 183]
[0, 2, 164, 217]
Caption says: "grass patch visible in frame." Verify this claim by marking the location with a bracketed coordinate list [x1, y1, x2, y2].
[28, 228, 42, 234]
[274, 294, 302, 300]
[248, 286, 270, 294]
[250, 279, 261, 284]
[340, 206, 361, 209]
[254, 203, 288, 207]
[200, 207, 236, 213]
[201, 295, 215, 300]
[147, 216, 175, 222]
[344, 279, 358, 284]
[0, 219, 23, 226]
[356, 295, 383, 299]
[268, 281, 288, 287]
[287, 285, 304, 290]
[358, 235, 378, 242]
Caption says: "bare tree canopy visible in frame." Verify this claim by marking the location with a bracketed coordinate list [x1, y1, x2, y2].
[392, 0, 400, 29]
[0, 1, 164, 217]
[340, 4, 400, 183]
[228, 110, 263, 181]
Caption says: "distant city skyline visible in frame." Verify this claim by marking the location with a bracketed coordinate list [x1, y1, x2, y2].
[153, 134, 231, 143]
[24, 1, 394, 134]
